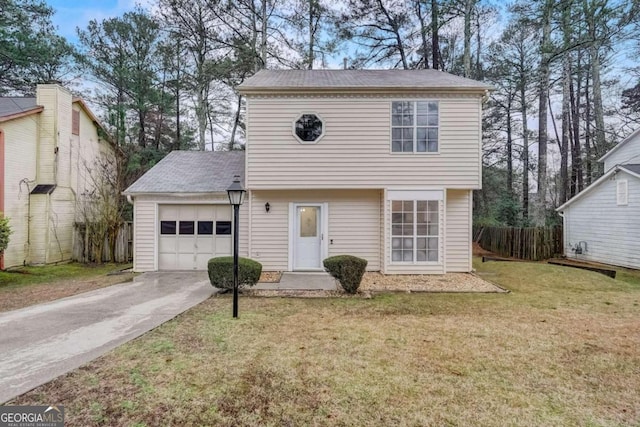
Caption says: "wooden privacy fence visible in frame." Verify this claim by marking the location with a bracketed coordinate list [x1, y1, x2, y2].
[474, 225, 563, 261]
[73, 221, 133, 263]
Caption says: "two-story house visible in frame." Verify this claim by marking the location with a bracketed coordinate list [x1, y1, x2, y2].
[557, 129, 640, 269]
[0, 84, 115, 268]
[124, 69, 490, 274]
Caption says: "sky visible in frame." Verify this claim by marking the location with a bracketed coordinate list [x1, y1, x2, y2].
[45, 0, 142, 43]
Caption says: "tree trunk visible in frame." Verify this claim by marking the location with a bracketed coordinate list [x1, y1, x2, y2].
[415, 0, 429, 69]
[261, 0, 268, 68]
[308, 0, 314, 69]
[195, 87, 207, 151]
[535, 0, 551, 225]
[506, 99, 513, 194]
[569, 71, 578, 198]
[560, 1, 572, 204]
[570, 52, 583, 194]
[376, 0, 408, 69]
[560, 54, 571, 204]
[475, 9, 481, 79]
[521, 86, 529, 223]
[585, 68, 592, 184]
[229, 94, 243, 150]
[431, 0, 440, 70]
[175, 36, 181, 151]
[463, 0, 474, 78]
[138, 110, 146, 148]
[585, 0, 606, 175]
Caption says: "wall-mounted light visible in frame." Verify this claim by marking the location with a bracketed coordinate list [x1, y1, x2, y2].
[265, 202, 270, 213]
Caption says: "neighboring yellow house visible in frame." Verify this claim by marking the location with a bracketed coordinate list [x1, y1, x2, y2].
[125, 69, 490, 274]
[0, 84, 115, 268]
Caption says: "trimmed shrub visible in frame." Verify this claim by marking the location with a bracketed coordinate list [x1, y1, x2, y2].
[0, 215, 11, 253]
[207, 256, 262, 290]
[323, 255, 368, 294]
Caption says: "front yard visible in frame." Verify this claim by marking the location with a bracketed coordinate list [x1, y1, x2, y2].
[0, 263, 135, 312]
[10, 260, 640, 426]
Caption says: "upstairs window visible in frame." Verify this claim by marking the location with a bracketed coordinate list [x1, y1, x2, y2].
[294, 113, 324, 143]
[391, 101, 439, 153]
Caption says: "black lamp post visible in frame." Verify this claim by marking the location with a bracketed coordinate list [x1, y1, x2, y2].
[226, 175, 245, 318]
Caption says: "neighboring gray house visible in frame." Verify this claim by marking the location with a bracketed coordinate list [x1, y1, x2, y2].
[124, 69, 491, 273]
[557, 129, 640, 269]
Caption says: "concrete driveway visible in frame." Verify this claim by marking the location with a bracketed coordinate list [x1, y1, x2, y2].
[0, 271, 212, 404]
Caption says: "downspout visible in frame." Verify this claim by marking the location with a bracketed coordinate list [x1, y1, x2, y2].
[558, 211, 566, 258]
[19, 179, 33, 266]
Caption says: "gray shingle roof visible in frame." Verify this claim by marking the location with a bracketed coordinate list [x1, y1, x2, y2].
[124, 151, 245, 194]
[238, 69, 492, 92]
[621, 164, 640, 176]
[0, 97, 39, 117]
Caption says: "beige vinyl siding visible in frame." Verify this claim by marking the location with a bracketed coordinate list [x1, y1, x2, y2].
[603, 134, 640, 172]
[2, 116, 39, 267]
[28, 195, 48, 264]
[133, 198, 156, 271]
[132, 194, 249, 272]
[563, 171, 640, 269]
[445, 189, 472, 272]
[249, 190, 381, 271]
[383, 196, 445, 274]
[246, 95, 482, 189]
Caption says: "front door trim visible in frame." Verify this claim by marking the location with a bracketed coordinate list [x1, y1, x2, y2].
[288, 202, 328, 271]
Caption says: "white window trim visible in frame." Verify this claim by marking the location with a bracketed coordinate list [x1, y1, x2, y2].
[617, 179, 628, 206]
[390, 100, 440, 154]
[389, 199, 441, 265]
[292, 112, 325, 144]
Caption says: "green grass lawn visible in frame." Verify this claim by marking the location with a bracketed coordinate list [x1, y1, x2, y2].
[11, 259, 640, 426]
[0, 263, 128, 289]
[0, 263, 134, 312]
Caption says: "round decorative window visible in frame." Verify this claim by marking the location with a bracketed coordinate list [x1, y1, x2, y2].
[294, 114, 324, 143]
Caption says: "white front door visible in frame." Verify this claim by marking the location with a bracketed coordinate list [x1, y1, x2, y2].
[294, 205, 322, 270]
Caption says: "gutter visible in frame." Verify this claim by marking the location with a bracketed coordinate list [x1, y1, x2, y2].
[238, 87, 493, 96]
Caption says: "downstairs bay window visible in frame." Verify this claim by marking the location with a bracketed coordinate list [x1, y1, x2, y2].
[391, 200, 439, 263]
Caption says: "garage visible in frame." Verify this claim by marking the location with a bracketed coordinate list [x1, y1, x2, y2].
[124, 150, 245, 272]
[158, 204, 232, 270]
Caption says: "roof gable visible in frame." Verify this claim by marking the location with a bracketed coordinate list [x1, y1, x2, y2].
[599, 127, 640, 162]
[556, 164, 640, 211]
[124, 151, 245, 194]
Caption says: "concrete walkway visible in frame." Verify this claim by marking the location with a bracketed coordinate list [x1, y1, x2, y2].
[0, 272, 212, 404]
[254, 272, 337, 291]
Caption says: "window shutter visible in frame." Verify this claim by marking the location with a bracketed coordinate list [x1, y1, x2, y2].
[617, 180, 628, 206]
[72, 110, 80, 135]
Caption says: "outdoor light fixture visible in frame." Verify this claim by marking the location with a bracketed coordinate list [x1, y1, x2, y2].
[265, 202, 270, 213]
[226, 175, 245, 318]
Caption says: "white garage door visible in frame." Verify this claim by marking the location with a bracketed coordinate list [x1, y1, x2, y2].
[158, 204, 232, 270]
